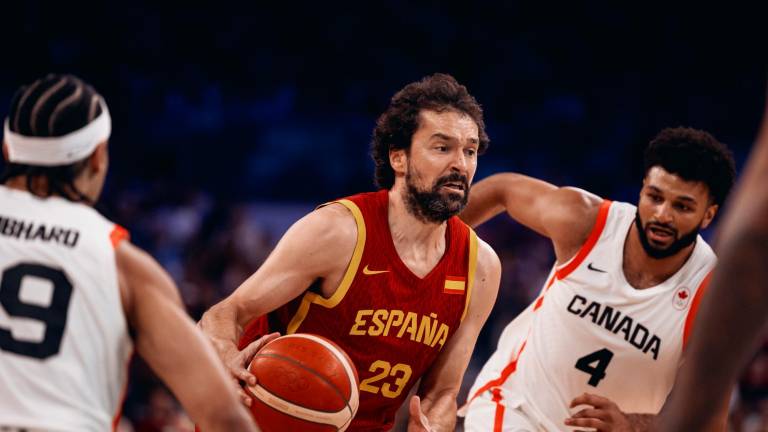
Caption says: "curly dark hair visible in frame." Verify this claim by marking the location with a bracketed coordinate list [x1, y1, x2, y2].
[644, 127, 736, 206]
[1, 74, 104, 203]
[371, 73, 489, 189]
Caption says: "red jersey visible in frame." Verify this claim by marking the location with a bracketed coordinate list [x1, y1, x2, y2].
[243, 190, 478, 431]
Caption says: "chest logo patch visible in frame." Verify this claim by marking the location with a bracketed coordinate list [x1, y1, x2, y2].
[363, 265, 389, 275]
[444, 276, 466, 294]
[673, 287, 691, 310]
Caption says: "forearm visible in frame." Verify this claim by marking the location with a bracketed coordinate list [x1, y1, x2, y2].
[692, 231, 768, 388]
[626, 413, 655, 431]
[461, 173, 508, 226]
[419, 389, 459, 432]
[197, 410, 259, 432]
[464, 173, 560, 231]
[657, 105, 768, 431]
[659, 230, 768, 430]
[494, 173, 557, 227]
[135, 299, 255, 430]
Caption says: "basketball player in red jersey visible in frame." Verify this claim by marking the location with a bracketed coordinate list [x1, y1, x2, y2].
[0, 74, 259, 432]
[657, 96, 768, 430]
[200, 73, 501, 431]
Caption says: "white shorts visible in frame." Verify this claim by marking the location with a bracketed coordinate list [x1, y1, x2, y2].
[463, 390, 541, 432]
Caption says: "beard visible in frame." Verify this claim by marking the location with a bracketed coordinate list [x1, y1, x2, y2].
[634, 211, 700, 259]
[404, 167, 469, 224]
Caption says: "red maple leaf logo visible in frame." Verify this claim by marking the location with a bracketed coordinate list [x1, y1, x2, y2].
[678, 290, 689, 300]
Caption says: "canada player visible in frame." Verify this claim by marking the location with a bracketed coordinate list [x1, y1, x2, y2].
[0, 74, 258, 431]
[200, 73, 501, 431]
[460, 128, 735, 431]
[657, 97, 768, 430]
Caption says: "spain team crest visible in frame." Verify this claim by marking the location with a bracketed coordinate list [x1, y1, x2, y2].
[443, 276, 466, 294]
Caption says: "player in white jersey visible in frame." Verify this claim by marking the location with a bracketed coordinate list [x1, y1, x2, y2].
[460, 127, 736, 431]
[658, 98, 768, 430]
[0, 74, 261, 431]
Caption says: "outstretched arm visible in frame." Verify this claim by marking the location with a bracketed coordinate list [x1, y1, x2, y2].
[408, 239, 501, 432]
[657, 99, 768, 431]
[461, 173, 602, 263]
[117, 241, 258, 432]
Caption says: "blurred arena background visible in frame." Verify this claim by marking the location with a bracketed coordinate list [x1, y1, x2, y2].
[1, 2, 766, 431]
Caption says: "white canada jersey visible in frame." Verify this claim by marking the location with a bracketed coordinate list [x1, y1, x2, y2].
[0, 186, 132, 431]
[467, 200, 715, 431]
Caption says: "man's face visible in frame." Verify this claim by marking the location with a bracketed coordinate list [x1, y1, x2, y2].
[398, 110, 479, 223]
[635, 166, 718, 259]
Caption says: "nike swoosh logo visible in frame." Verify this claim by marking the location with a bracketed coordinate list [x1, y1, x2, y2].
[587, 263, 608, 273]
[363, 265, 389, 275]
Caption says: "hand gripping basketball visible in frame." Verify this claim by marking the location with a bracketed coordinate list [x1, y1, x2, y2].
[244, 333, 360, 432]
[229, 332, 281, 407]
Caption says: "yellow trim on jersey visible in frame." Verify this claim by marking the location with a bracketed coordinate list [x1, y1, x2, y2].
[461, 228, 478, 322]
[286, 199, 366, 334]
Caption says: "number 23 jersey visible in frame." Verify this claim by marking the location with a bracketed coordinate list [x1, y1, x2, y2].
[467, 200, 715, 430]
[270, 189, 478, 431]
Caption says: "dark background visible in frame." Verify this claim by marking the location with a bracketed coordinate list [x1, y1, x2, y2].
[1, 3, 766, 430]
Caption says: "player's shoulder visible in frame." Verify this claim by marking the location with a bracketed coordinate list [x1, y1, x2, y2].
[474, 236, 501, 283]
[115, 238, 176, 298]
[555, 187, 603, 213]
[544, 187, 604, 231]
[115, 240, 159, 274]
[1, 185, 101, 217]
[608, 200, 637, 216]
[45, 193, 115, 228]
[313, 200, 359, 233]
[2, 186, 119, 242]
[694, 234, 717, 264]
[476, 236, 500, 266]
[62, 202, 125, 246]
[287, 200, 360, 252]
[590, 200, 635, 226]
[541, 188, 605, 252]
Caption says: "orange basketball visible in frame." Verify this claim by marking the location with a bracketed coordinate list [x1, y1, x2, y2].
[245, 333, 360, 431]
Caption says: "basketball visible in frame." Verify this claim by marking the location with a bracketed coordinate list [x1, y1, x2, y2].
[245, 333, 360, 431]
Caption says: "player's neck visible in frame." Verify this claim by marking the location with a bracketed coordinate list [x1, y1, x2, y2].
[3, 175, 94, 204]
[622, 223, 695, 289]
[387, 188, 447, 276]
[388, 188, 446, 243]
[4, 175, 49, 196]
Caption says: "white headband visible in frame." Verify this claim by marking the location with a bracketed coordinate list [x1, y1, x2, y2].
[3, 100, 111, 166]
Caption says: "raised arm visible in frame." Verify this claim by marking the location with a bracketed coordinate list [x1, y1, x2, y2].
[461, 173, 603, 263]
[408, 238, 501, 432]
[657, 102, 768, 431]
[117, 241, 258, 432]
[199, 203, 357, 391]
